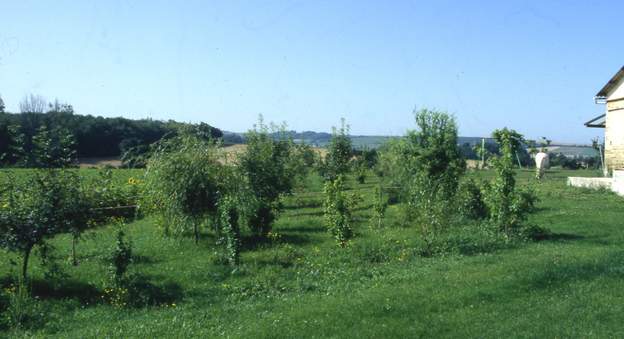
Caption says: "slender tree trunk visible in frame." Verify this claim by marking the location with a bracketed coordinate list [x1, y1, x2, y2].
[194, 222, 199, 245]
[72, 235, 78, 266]
[22, 246, 32, 282]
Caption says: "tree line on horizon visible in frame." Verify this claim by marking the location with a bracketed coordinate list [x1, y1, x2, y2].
[0, 94, 229, 167]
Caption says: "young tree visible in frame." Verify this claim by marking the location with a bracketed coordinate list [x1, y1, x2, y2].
[321, 118, 352, 181]
[143, 134, 225, 243]
[385, 109, 465, 236]
[0, 170, 85, 281]
[486, 128, 527, 235]
[323, 175, 358, 246]
[0, 123, 25, 166]
[217, 196, 241, 265]
[32, 125, 77, 168]
[238, 117, 297, 237]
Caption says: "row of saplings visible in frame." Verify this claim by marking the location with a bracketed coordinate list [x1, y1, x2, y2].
[323, 110, 548, 255]
[0, 128, 139, 327]
[0, 110, 548, 330]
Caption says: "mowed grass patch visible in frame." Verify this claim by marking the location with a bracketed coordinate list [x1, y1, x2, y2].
[1, 168, 624, 337]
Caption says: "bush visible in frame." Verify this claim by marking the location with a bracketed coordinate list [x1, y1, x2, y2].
[143, 134, 227, 243]
[0, 169, 89, 281]
[382, 109, 465, 236]
[217, 196, 241, 266]
[238, 118, 298, 237]
[320, 119, 353, 181]
[457, 179, 488, 220]
[323, 176, 359, 246]
[485, 128, 544, 237]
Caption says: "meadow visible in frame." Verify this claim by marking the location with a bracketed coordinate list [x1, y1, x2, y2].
[2, 168, 623, 338]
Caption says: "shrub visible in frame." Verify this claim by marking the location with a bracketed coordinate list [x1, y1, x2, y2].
[217, 196, 241, 266]
[108, 222, 133, 287]
[382, 109, 465, 236]
[320, 119, 353, 181]
[457, 179, 488, 220]
[238, 118, 298, 237]
[143, 134, 226, 243]
[0, 169, 88, 281]
[323, 176, 358, 246]
[370, 186, 388, 228]
[485, 128, 543, 237]
[31, 126, 77, 168]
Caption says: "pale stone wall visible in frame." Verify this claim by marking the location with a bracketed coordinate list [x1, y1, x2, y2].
[612, 170, 624, 196]
[604, 78, 624, 171]
[567, 176, 612, 190]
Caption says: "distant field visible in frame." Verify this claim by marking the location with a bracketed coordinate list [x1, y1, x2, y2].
[77, 157, 122, 168]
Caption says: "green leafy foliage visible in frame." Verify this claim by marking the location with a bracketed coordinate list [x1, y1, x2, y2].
[382, 109, 465, 235]
[0, 169, 89, 281]
[320, 119, 353, 181]
[217, 196, 241, 266]
[0, 107, 223, 162]
[108, 222, 133, 287]
[143, 134, 226, 242]
[370, 185, 388, 228]
[323, 176, 358, 246]
[485, 128, 544, 237]
[457, 178, 488, 220]
[31, 126, 77, 168]
[238, 117, 298, 237]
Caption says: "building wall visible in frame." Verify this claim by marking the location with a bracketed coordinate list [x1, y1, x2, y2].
[605, 77, 624, 170]
[608, 77, 624, 101]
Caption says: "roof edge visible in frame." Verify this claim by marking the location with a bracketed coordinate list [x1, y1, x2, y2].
[596, 66, 624, 98]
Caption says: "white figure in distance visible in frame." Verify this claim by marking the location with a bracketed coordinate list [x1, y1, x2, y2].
[535, 151, 549, 179]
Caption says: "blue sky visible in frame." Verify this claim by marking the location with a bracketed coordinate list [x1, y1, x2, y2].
[0, 0, 621, 142]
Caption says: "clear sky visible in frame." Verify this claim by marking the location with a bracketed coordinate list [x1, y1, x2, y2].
[0, 0, 621, 143]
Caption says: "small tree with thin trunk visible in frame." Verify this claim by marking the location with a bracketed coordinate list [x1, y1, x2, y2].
[143, 134, 225, 243]
[238, 117, 297, 237]
[0, 170, 84, 282]
[486, 128, 527, 235]
[320, 118, 352, 181]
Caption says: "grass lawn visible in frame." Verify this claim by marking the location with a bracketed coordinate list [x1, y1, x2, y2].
[1, 168, 623, 338]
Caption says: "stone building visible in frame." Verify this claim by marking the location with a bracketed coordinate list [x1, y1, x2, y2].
[586, 66, 624, 171]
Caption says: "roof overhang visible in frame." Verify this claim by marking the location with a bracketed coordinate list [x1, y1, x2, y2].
[585, 114, 606, 128]
[595, 66, 624, 103]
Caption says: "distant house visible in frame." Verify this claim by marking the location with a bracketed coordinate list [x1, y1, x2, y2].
[586, 66, 624, 171]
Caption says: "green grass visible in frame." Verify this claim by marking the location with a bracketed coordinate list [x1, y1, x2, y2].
[1, 168, 623, 337]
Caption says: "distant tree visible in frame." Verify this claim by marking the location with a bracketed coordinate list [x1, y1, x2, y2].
[321, 118, 353, 181]
[19, 94, 47, 114]
[31, 125, 77, 168]
[0, 122, 25, 166]
[0, 94, 5, 113]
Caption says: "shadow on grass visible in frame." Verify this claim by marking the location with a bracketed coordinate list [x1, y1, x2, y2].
[288, 211, 324, 218]
[132, 254, 160, 265]
[125, 274, 184, 307]
[526, 251, 624, 290]
[278, 225, 326, 233]
[538, 232, 585, 242]
[241, 233, 315, 251]
[30, 279, 101, 304]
